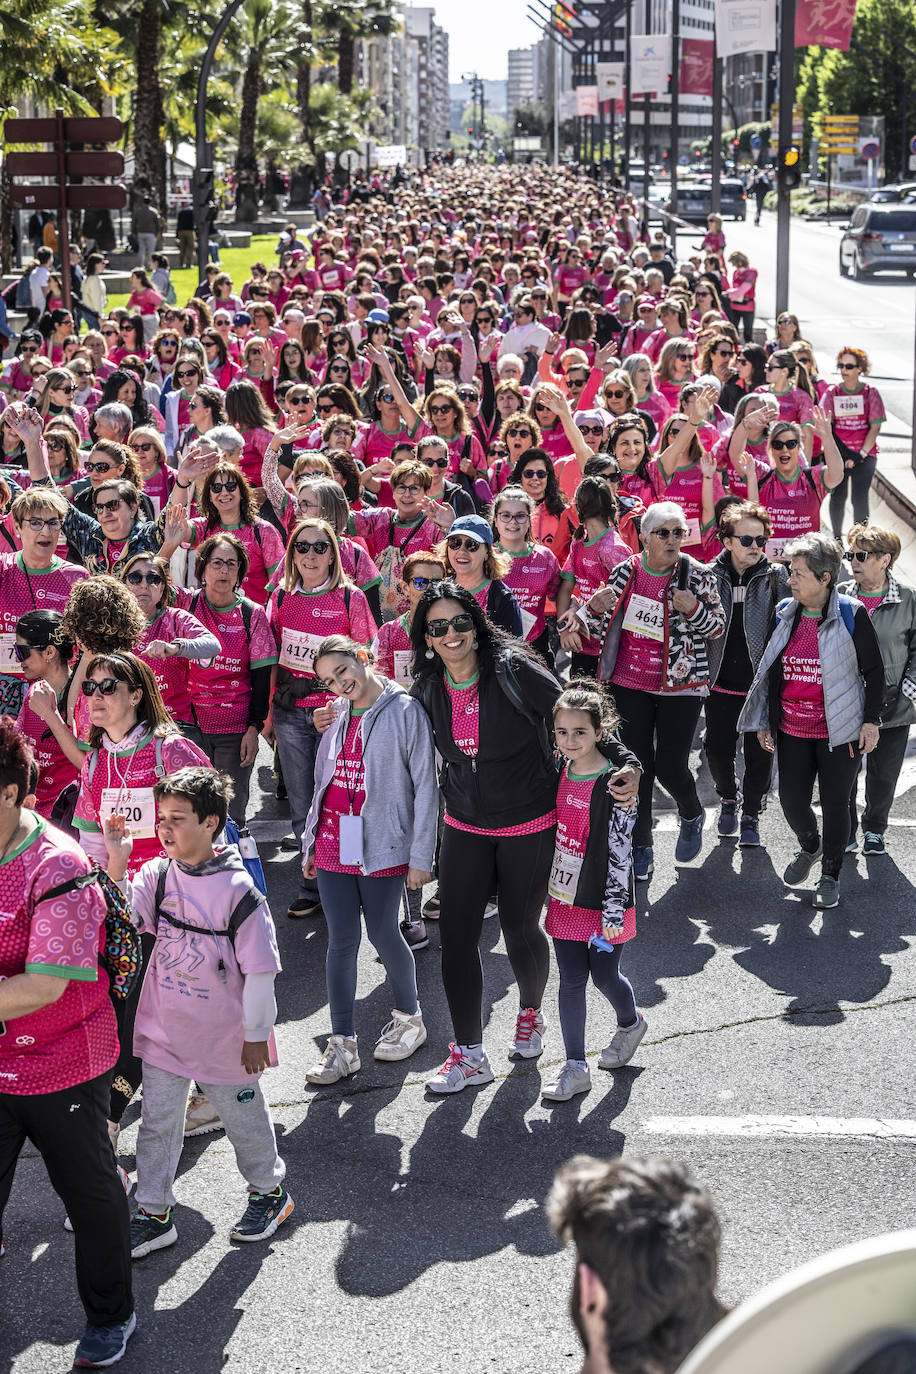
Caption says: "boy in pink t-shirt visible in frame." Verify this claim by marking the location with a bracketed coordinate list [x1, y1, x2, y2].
[104, 767, 292, 1255]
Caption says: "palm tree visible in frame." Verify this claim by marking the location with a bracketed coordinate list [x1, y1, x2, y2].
[229, 0, 298, 210]
[315, 0, 399, 96]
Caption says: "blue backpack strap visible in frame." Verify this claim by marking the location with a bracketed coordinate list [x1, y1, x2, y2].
[837, 594, 856, 638]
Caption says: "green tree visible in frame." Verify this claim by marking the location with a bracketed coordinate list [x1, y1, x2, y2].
[315, 0, 398, 96]
[227, 0, 299, 208]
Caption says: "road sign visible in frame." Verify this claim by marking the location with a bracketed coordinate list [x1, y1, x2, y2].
[9, 183, 126, 210]
[910, 154, 916, 171]
[860, 139, 880, 160]
[6, 150, 124, 177]
[338, 150, 360, 171]
[4, 116, 123, 144]
[750, 134, 761, 150]
[820, 141, 857, 156]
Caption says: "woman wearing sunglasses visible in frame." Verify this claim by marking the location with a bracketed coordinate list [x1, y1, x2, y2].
[655, 338, 697, 411]
[1, 330, 48, 400]
[576, 501, 727, 881]
[600, 370, 638, 421]
[163, 354, 208, 458]
[747, 413, 844, 562]
[436, 514, 523, 638]
[491, 486, 562, 665]
[837, 524, 916, 859]
[349, 459, 452, 621]
[176, 384, 226, 459]
[704, 501, 790, 849]
[146, 327, 182, 391]
[647, 386, 722, 558]
[174, 463, 285, 606]
[374, 550, 448, 689]
[823, 347, 886, 538]
[409, 583, 569, 1092]
[620, 352, 671, 437]
[200, 330, 242, 392]
[41, 308, 76, 365]
[413, 435, 475, 520]
[755, 348, 814, 460]
[714, 394, 778, 500]
[498, 412, 542, 476]
[267, 518, 377, 918]
[13, 609, 85, 820]
[0, 489, 88, 718]
[738, 531, 883, 911]
[117, 552, 219, 742]
[509, 449, 577, 568]
[68, 440, 154, 522]
[109, 315, 147, 367]
[31, 368, 91, 444]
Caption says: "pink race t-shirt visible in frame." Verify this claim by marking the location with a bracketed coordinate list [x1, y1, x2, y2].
[189, 517, 285, 606]
[759, 466, 829, 559]
[268, 583, 376, 708]
[374, 614, 414, 687]
[0, 816, 116, 1094]
[238, 427, 275, 488]
[314, 710, 407, 877]
[445, 672, 480, 755]
[140, 463, 175, 517]
[137, 605, 215, 725]
[561, 528, 632, 656]
[545, 765, 636, 943]
[17, 684, 80, 817]
[502, 543, 562, 641]
[0, 554, 88, 680]
[611, 557, 668, 693]
[822, 384, 885, 457]
[129, 854, 281, 1083]
[780, 613, 827, 738]
[181, 593, 277, 735]
[648, 459, 724, 555]
[857, 592, 886, 617]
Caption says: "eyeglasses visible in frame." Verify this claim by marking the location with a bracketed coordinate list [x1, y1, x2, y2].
[715, 348, 735, 358]
[838, 362, 858, 371]
[94, 497, 123, 514]
[293, 538, 331, 555]
[522, 467, 548, 480]
[577, 424, 605, 437]
[126, 570, 164, 586]
[604, 389, 627, 400]
[676, 352, 695, 362]
[845, 549, 873, 563]
[477, 315, 494, 324]
[409, 576, 434, 589]
[130, 442, 155, 453]
[102, 330, 119, 338]
[46, 438, 67, 452]
[85, 460, 115, 474]
[735, 534, 767, 548]
[177, 369, 199, 380]
[797, 356, 813, 366]
[737, 355, 752, 365]
[429, 404, 454, 416]
[23, 516, 63, 532]
[377, 391, 395, 404]
[506, 427, 532, 439]
[777, 316, 792, 325]
[81, 677, 122, 697]
[426, 612, 475, 638]
[394, 484, 424, 496]
[447, 536, 483, 553]
[497, 511, 527, 523]
[53, 384, 76, 395]
[210, 478, 239, 494]
[288, 396, 313, 408]
[316, 403, 335, 414]
[771, 438, 799, 451]
[531, 292, 547, 300]
[207, 556, 240, 571]
[421, 454, 449, 468]
[650, 527, 687, 540]
[695, 290, 712, 297]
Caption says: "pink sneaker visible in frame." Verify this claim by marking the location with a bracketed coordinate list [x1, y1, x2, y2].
[509, 1007, 545, 1060]
[426, 1043, 495, 1094]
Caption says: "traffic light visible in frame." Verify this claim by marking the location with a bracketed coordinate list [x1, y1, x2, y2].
[777, 146, 801, 190]
[467, 126, 474, 136]
[732, 138, 740, 150]
[193, 165, 214, 211]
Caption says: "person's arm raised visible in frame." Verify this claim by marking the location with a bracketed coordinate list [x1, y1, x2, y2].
[364, 343, 419, 430]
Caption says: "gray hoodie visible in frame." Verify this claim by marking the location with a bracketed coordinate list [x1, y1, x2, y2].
[303, 680, 438, 875]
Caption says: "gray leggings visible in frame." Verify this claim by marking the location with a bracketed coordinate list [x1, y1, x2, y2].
[316, 869, 419, 1038]
[197, 730, 254, 826]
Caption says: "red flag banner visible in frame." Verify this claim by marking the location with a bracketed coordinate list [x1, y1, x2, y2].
[794, 0, 858, 49]
[680, 38, 714, 96]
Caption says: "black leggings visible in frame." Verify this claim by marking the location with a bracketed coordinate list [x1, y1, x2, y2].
[703, 688, 773, 816]
[828, 455, 877, 536]
[848, 721, 909, 836]
[437, 822, 555, 1045]
[611, 685, 704, 847]
[776, 730, 862, 876]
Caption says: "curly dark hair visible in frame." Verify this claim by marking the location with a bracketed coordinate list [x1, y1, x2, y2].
[59, 574, 146, 654]
[509, 448, 567, 517]
[200, 462, 258, 529]
[98, 368, 154, 430]
[325, 446, 362, 503]
[409, 579, 514, 684]
[0, 715, 34, 803]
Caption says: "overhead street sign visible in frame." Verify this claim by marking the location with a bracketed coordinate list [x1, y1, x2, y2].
[8, 183, 126, 211]
[4, 115, 123, 143]
[6, 150, 124, 177]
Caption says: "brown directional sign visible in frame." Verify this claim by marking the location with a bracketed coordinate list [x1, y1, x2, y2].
[9, 183, 126, 210]
[4, 115, 123, 144]
[6, 151, 125, 177]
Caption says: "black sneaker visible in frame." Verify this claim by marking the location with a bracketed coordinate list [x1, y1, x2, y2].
[230, 1186, 294, 1243]
[130, 1208, 177, 1259]
[783, 842, 822, 887]
[287, 896, 322, 919]
[280, 834, 300, 851]
[74, 1312, 137, 1368]
[862, 832, 886, 856]
[739, 814, 760, 847]
[717, 799, 739, 837]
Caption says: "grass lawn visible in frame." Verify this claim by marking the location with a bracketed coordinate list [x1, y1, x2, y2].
[106, 233, 280, 313]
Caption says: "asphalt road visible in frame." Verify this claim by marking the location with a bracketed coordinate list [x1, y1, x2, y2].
[3, 732, 914, 1373]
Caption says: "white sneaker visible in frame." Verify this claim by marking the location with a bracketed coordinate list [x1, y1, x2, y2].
[598, 1014, 648, 1070]
[542, 1061, 592, 1102]
[374, 1009, 428, 1062]
[426, 1044, 495, 1094]
[184, 1090, 224, 1137]
[306, 1035, 360, 1085]
[509, 1007, 545, 1060]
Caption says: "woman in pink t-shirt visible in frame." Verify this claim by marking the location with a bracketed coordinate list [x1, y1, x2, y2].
[177, 462, 286, 606]
[14, 608, 83, 820]
[126, 269, 164, 317]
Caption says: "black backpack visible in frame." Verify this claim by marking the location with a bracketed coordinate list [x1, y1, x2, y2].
[152, 857, 263, 983]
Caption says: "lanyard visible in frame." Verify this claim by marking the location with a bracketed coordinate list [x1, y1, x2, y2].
[339, 708, 381, 813]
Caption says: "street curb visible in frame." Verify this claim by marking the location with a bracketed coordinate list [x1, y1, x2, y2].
[873, 467, 916, 528]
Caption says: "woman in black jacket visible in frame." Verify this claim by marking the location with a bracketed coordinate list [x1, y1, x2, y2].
[410, 582, 639, 1096]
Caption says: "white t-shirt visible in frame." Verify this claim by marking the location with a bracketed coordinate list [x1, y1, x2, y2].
[29, 265, 50, 312]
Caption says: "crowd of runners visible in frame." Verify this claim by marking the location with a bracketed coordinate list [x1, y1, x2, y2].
[0, 160, 913, 1367]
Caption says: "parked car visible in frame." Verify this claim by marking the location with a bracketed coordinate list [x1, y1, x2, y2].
[866, 182, 916, 204]
[663, 179, 747, 226]
[838, 204, 916, 279]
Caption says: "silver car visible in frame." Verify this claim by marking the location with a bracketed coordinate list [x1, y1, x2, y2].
[839, 205, 916, 279]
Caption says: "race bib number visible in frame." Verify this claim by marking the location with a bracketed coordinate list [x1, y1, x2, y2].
[100, 786, 157, 839]
[834, 393, 865, 419]
[548, 847, 584, 904]
[766, 537, 789, 561]
[682, 516, 702, 547]
[279, 626, 324, 673]
[393, 649, 414, 686]
[0, 633, 23, 675]
[519, 606, 538, 640]
[622, 592, 665, 643]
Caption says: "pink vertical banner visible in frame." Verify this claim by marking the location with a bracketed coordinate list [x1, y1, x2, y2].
[680, 38, 714, 96]
[794, 0, 858, 49]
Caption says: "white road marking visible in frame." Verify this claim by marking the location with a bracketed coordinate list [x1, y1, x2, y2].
[642, 1115, 916, 1140]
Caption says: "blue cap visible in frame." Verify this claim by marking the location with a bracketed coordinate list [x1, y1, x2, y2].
[448, 514, 494, 546]
[367, 308, 390, 324]
[232, 311, 252, 326]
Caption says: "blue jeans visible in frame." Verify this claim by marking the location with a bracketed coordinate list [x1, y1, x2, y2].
[316, 870, 418, 1038]
[272, 703, 320, 900]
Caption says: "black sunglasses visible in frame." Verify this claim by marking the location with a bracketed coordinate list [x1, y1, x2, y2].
[735, 534, 767, 549]
[421, 455, 449, 468]
[294, 538, 331, 555]
[13, 642, 45, 662]
[81, 677, 122, 697]
[126, 570, 164, 586]
[426, 612, 474, 638]
[447, 536, 483, 553]
[409, 576, 434, 588]
[522, 467, 548, 480]
[771, 438, 799, 451]
[210, 479, 239, 494]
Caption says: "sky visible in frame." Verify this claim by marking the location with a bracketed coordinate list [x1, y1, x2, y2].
[424, 0, 534, 83]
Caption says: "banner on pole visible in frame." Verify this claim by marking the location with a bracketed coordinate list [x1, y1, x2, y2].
[680, 37, 714, 96]
[629, 35, 670, 97]
[713, 0, 777, 58]
[558, 91, 578, 121]
[595, 61, 626, 102]
[576, 85, 599, 117]
[794, 0, 857, 49]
